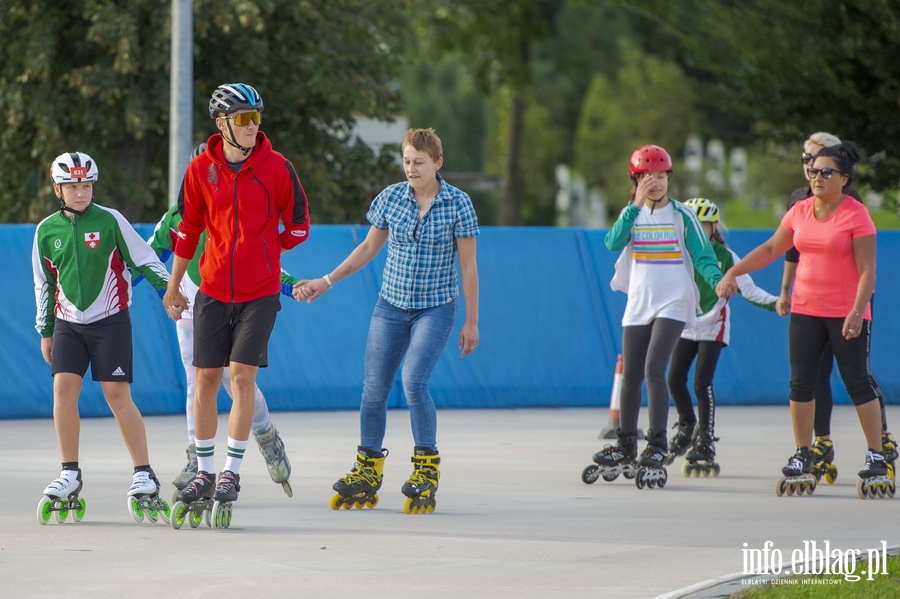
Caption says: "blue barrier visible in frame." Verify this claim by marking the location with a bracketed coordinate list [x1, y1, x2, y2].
[2, 224, 897, 419]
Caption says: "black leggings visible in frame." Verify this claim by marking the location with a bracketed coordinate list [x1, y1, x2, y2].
[668, 338, 724, 436]
[789, 314, 877, 407]
[620, 318, 685, 433]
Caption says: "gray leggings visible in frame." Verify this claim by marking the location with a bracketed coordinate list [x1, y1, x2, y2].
[620, 318, 685, 433]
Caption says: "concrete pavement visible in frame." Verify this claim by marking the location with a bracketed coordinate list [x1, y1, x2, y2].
[1, 405, 897, 599]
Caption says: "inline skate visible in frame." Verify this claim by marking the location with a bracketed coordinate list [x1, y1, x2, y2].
[682, 431, 720, 477]
[402, 447, 441, 514]
[881, 431, 897, 481]
[635, 429, 668, 489]
[171, 442, 197, 505]
[255, 425, 293, 497]
[583, 429, 638, 484]
[171, 470, 223, 529]
[857, 450, 895, 499]
[127, 470, 171, 524]
[809, 437, 837, 484]
[776, 446, 816, 496]
[665, 417, 696, 465]
[37, 469, 86, 525]
[330, 446, 388, 510]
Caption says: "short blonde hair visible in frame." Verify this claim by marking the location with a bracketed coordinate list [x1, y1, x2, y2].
[402, 128, 443, 161]
[805, 132, 841, 152]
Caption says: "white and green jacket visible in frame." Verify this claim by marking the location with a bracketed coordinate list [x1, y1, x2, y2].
[33, 203, 169, 337]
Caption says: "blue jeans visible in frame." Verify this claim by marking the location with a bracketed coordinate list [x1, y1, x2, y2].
[360, 297, 456, 453]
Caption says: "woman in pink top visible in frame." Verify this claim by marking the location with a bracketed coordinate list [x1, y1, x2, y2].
[717, 142, 890, 498]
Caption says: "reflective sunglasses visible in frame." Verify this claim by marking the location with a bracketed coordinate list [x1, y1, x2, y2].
[222, 111, 261, 127]
[806, 167, 845, 180]
[800, 152, 815, 165]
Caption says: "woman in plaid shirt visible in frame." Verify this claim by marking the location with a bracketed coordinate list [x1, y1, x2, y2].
[297, 128, 479, 514]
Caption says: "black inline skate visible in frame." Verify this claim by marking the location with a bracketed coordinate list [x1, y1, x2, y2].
[809, 436, 837, 484]
[635, 429, 668, 490]
[881, 431, 897, 481]
[582, 429, 638, 484]
[682, 430, 720, 478]
[665, 417, 696, 465]
[776, 446, 816, 496]
[857, 450, 895, 499]
[170, 470, 230, 529]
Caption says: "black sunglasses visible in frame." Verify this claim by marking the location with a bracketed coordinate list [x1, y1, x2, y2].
[806, 167, 845, 180]
[801, 152, 815, 165]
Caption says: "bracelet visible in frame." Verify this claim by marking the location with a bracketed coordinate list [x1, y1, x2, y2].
[322, 274, 334, 288]
[852, 308, 861, 317]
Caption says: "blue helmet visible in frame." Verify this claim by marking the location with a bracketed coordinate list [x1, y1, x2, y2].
[208, 83, 264, 118]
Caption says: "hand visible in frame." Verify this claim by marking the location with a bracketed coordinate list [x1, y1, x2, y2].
[775, 293, 791, 317]
[162, 288, 190, 321]
[294, 279, 328, 304]
[843, 310, 863, 340]
[459, 322, 479, 357]
[716, 272, 738, 298]
[40, 337, 53, 365]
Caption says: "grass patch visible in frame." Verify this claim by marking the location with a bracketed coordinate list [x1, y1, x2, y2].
[730, 553, 900, 598]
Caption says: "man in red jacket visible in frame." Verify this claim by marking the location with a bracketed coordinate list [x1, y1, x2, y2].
[163, 83, 310, 508]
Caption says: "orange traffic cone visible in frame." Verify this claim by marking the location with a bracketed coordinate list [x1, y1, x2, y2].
[599, 354, 624, 439]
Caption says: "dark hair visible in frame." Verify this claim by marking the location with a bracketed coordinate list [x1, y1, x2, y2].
[814, 141, 860, 184]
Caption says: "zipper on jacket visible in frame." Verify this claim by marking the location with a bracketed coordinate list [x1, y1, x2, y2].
[70, 215, 84, 308]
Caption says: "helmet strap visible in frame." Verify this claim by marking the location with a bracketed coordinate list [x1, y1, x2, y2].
[224, 121, 253, 156]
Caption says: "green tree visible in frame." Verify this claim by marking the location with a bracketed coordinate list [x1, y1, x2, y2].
[574, 40, 698, 212]
[0, 0, 408, 223]
[633, 0, 900, 204]
[412, 0, 565, 225]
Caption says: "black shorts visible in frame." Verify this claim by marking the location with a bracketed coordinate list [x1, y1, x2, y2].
[51, 310, 133, 382]
[192, 291, 281, 368]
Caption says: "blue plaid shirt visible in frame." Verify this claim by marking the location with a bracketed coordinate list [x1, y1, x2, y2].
[367, 173, 480, 309]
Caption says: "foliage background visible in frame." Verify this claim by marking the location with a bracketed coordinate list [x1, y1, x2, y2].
[1, 0, 898, 227]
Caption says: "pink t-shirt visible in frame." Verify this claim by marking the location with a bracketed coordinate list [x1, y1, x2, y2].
[781, 196, 875, 318]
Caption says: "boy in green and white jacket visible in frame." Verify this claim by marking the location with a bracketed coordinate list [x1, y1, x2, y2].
[32, 151, 171, 514]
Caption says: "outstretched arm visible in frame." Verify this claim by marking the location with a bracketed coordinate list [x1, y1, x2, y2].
[294, 226, 389, 303]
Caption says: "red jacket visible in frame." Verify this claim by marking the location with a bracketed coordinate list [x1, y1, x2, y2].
[175, 132, 310, 303]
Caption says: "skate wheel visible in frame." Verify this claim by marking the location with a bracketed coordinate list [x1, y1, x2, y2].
[635, 470, 645, 490]
[581, 464, 601, 484]
[658, 470, 667, 489]
[128, 496, 145, 523]
[189, 506, 203, 528]
[329, 494, 343, 510]
[158, 498, 171, 524]
[888, 483, 896, 498]
[72, 497, 87, 522]
[711, 464, 721, 477]
[281, 480, 293, 498]
[170, 501, 186, 529]
[681, 463, 691, 478]
[403, 497, 415, 514]
[623, 468, 636, 480]
[775, 477, 787, 497]
[212, 501, 225, 529]
[55, 502, 69, 524]
[824, 466, 837, 484]
[647, 478, 656, 489]
[366, 494, 379, 509]
[37, 496, 54, 525]
[665, 453, 676, 466]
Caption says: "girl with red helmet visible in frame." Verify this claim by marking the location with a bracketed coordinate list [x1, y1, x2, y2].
[591, 145, 723, 490]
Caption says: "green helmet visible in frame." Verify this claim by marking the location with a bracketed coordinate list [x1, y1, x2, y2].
[685, 197, 720, 223]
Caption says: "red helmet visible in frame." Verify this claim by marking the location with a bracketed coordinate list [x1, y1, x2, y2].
[629, 145, 673, 177]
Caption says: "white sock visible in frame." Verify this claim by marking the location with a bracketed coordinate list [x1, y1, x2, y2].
[195, 438, 216, 474]
[223, 437, 249, 475]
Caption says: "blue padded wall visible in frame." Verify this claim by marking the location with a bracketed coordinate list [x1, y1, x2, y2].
[2, 224, 897, 419]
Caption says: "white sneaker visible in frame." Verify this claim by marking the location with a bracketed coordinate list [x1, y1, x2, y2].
[127, 471, 159, 496]
[44, 469, 82, 498]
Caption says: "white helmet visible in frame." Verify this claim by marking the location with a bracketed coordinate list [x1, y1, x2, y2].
[685, 197, 720, 223]
[50, 152, 99, 185]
